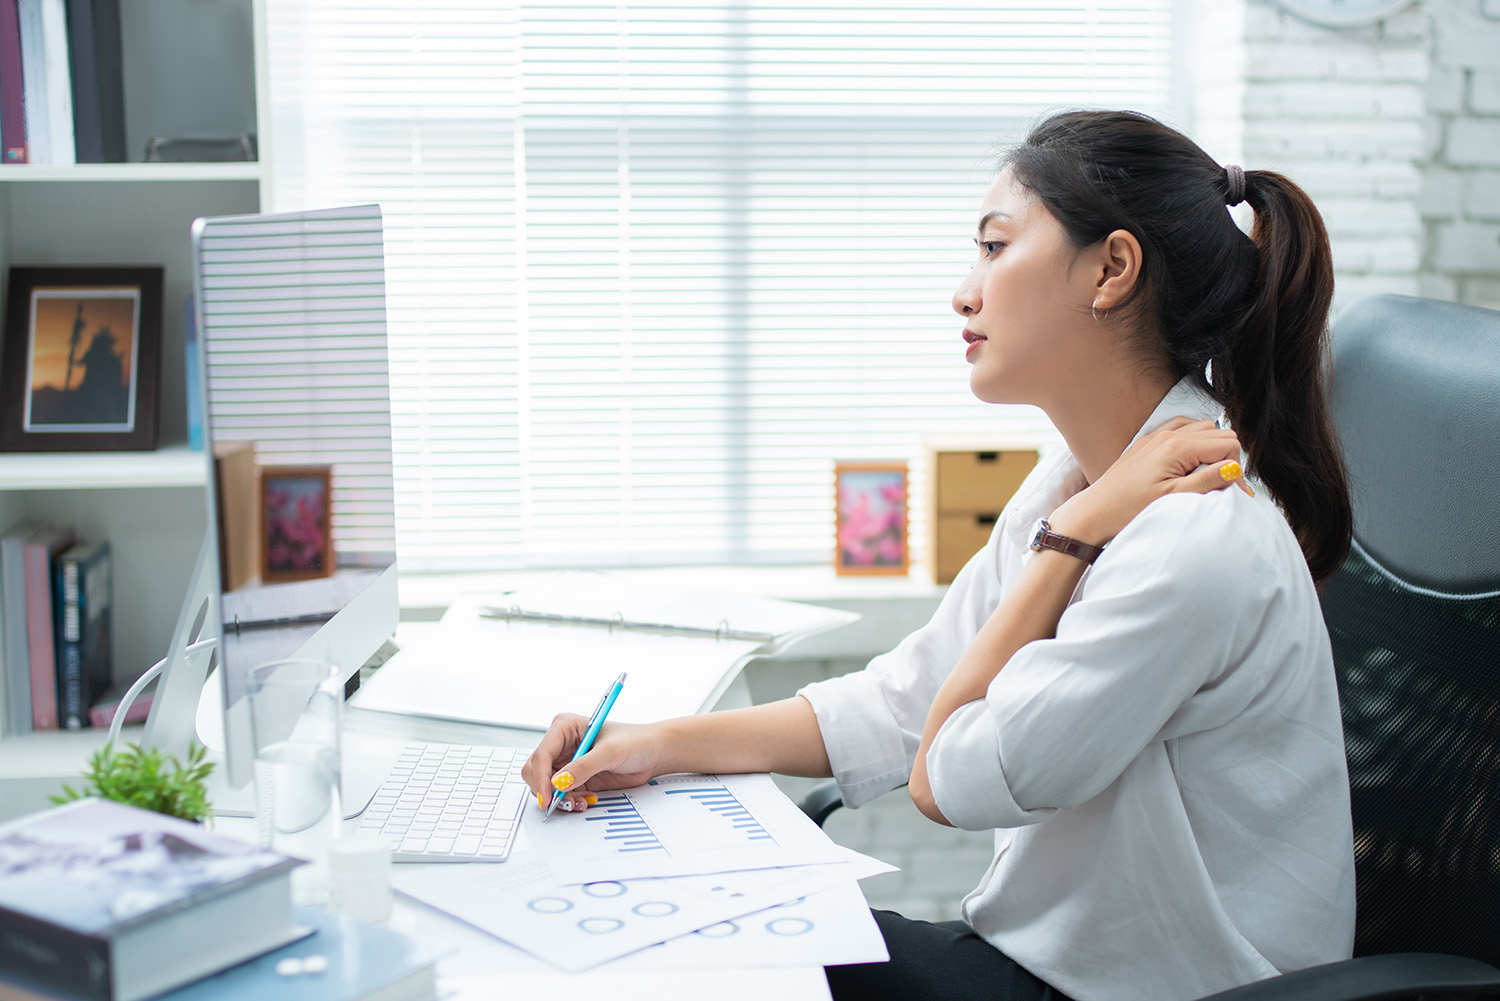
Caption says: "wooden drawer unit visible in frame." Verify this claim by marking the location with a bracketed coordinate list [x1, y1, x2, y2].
[927, 445, 1037, 584]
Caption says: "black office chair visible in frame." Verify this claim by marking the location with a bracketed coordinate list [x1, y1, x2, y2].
[802, 294, 1500, 1000]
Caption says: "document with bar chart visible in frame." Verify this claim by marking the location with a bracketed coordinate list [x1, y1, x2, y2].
[524, 772, 854, 882]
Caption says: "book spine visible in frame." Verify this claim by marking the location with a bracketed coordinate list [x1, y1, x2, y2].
[0, 0, 27, 162]
[56, 557, 83, 728]
[37, 0, 70, 164]
[15, 0, 48, 164]
[91, 0, 121, 160]
[0, 908, 112, 1001]
[84, 545, 110, 719]
[185, 296, 203, 450]
[64, 0, 101, 162]
[1, 532, 33, 736]
[23, 540, 58, 730]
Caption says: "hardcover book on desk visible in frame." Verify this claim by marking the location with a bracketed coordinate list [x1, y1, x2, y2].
[0, 799, 305, 1001]
[153, 907, 439, 1001]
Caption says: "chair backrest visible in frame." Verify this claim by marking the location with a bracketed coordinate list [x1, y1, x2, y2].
[1322, 294, 1500, 966]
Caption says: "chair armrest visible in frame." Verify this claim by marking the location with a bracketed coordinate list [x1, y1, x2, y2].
[1195, 953, 1500, 1001]
[798, 779, 845, 828]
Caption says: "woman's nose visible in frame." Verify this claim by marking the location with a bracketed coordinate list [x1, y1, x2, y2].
[952, 273, 980, 317]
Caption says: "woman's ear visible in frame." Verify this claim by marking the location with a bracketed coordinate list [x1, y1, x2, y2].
[1091, 228, 1143, 311]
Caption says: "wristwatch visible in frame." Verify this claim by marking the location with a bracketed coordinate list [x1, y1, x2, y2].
[1028, 519, 1106, 565]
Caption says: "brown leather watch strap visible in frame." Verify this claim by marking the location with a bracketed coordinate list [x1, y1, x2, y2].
[1030, 519, 1106, 565]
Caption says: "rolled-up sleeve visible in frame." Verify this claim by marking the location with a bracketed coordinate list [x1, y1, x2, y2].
[928, 492, 1272, 831]
[799, 519, 1009, 808]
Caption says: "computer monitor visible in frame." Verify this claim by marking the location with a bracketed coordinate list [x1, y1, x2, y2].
[142, 204, 401, 792]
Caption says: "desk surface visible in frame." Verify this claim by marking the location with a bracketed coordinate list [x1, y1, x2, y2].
[214, 676, 835, 1001]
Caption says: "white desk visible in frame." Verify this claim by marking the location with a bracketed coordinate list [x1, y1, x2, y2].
[212, 675, 836, 1001]
[0, 624, 845, 998]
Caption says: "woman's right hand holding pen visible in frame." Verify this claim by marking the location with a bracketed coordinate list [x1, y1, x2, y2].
[522, 716, 666, 814]
[523, 697, 833, 815]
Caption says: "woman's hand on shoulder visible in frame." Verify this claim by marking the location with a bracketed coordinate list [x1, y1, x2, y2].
[521, 715, 666, 815]
[1049, 417, 1252, 547]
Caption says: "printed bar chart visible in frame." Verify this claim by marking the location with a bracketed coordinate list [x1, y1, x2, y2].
[585, 794, 666, 853]
[662, 784, 775, 842]
[523, 772, 853, 882]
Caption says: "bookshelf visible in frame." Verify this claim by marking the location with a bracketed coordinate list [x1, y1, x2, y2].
[0, 0, 267, 785]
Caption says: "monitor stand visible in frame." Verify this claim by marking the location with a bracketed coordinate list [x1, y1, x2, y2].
[141, 534, 221, 760]
[140, 534, 393, 822]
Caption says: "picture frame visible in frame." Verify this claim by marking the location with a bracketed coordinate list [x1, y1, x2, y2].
[834, 460, 910, 576]
[0, 266, 164, 452]
[260, 464, 337, 583]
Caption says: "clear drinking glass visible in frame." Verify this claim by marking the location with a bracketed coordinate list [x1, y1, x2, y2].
[246, 657, 343, 903]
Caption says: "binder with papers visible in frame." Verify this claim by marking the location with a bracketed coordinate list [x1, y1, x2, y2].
[350, 573, 859, 731]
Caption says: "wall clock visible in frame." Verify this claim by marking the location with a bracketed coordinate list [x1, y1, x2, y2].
[1276, 0, 1414, 27]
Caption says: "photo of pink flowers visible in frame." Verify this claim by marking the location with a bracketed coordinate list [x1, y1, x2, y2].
[834, 461, 910, 576]
[261, 464, 337, 582]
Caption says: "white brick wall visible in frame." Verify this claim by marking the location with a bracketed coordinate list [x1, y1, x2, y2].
[1227, 1, 1433, 311]
[1191, 0, 1500, 313]
[1425, 0, 1500, 307]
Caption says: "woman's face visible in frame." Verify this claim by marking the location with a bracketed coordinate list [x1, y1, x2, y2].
[952, 168, 1096, 407]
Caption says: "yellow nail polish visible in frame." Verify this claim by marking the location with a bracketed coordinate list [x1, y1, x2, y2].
[552, 771, 574, 792]
[1219, 461, 1242, 482]
[584, 794, 598, 805]
[537, 790, 547, 810]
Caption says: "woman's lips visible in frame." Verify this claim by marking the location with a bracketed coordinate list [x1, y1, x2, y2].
[963, 329, 986, 358]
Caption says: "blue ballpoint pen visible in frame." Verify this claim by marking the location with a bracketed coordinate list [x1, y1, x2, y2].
[543, 671, 627, 822]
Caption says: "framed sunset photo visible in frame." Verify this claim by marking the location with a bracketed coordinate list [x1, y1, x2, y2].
[0, 266, 163, 452]
[834, 460, 910, 576]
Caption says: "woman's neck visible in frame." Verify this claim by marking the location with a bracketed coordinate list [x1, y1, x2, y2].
[1047, 372, 1177, 485]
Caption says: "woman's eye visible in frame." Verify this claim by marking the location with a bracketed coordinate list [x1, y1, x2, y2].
[974, 240, 1004, 258]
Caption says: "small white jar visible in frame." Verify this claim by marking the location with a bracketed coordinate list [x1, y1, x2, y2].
[327, 833, 393, 923]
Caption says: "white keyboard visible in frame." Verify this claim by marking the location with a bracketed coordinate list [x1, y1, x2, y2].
[357, 742, 529, 862]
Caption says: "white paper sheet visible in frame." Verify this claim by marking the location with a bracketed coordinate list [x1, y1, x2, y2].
[525, 772, 854, 883]
[611, 880, 889, 971]
[392, 850, 893, 972]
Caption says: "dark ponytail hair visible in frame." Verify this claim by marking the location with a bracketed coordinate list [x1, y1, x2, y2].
[1003, 109, 1351, 584]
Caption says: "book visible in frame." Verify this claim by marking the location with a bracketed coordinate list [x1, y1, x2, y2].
[184, 298, 202, 451]
[87, 683, 152, 730]
[65, 0, 124, 163]
[15, 0, 48, 164]
[1, 520, 40, 738]
[22, 524, 73, 731]
[35, 0, 72, 164]
[0, 0, 28, 162]
[150, 907, 438, 1001]
[0, 799, 305, 1001]
[52, 540, 111, 730]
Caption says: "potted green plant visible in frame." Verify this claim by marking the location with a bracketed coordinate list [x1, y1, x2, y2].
[53, 742, 215, 824]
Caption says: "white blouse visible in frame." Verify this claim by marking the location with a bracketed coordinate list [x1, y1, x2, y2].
[799, 378, 1356, 1001]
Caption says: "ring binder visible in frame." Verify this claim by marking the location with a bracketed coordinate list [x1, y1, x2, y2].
[477, 604, 777, 644]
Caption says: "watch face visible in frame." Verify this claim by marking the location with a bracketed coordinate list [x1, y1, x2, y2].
[1029, 519, 1048, 551]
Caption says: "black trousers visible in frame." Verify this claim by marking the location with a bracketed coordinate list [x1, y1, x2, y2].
[826, 909, 1077, 1001]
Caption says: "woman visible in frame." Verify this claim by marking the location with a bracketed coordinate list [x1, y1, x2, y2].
[523, 110, 1356, 1001]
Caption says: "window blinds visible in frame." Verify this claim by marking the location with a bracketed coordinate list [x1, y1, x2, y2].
[264, 1, 1175, 572]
